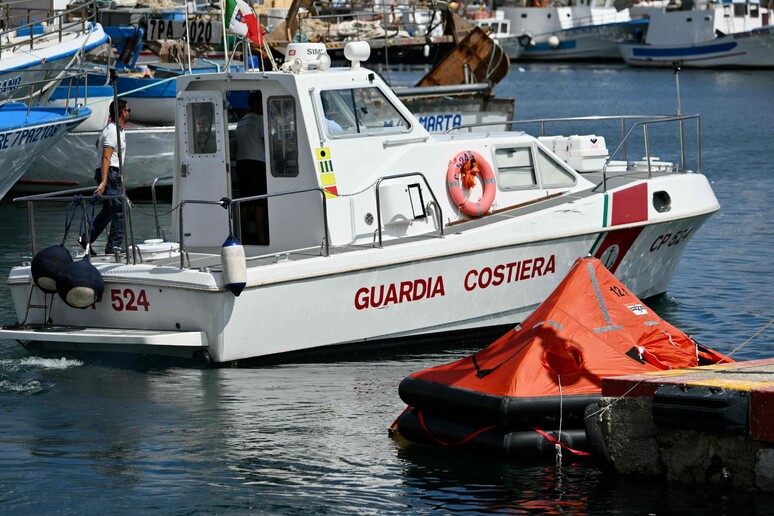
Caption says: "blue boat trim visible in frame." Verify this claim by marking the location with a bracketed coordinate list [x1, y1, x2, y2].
[0, 104, 91, 131]
[631, 41, 737, 57]
[528, 39, 577, 52]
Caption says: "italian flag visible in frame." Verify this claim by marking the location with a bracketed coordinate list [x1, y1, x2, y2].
[225, 0, 263, 45]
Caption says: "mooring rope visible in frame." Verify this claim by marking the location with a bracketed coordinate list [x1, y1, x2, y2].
[725, 318, 773, 359]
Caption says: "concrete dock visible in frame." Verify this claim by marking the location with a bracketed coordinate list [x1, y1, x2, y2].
[587, 358, 774, 492]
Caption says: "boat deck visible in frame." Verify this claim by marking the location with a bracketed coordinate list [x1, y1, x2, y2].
[92, 168, 668, 272]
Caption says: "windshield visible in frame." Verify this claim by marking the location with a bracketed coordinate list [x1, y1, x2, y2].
[320, 87, 410, 137]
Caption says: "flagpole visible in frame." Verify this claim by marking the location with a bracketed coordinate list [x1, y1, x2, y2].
[183, 0, 193, 73]
[221, 0, 230, 69]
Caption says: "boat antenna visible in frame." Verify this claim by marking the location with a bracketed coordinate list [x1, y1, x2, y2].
[672, 61, 681, 116]
[183, 0, 193, 74]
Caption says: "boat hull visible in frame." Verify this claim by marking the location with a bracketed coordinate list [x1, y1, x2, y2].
[16, 124, 175, 192]
[500, 6, 643, 61]
[2, 205, 716, 363]
[0, 105, 90, 199]
[0, 23, 108, 103]
[619, 27, 774, 68]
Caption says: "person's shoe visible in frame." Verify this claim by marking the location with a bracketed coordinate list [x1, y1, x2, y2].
[78, 234, 98, 256]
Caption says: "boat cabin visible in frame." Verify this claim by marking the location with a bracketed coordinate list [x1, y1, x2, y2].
[171, 41, 591, 259]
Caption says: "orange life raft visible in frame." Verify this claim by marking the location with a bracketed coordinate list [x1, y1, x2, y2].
[446, 151, 496, 217]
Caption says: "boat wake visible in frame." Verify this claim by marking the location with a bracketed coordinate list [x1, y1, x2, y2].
[0, 356, 82, 394]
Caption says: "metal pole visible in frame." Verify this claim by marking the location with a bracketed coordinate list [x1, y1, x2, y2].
[28, 201, 37, 257]
[221, 0, 230, 69]
[109, 69, 134, 264]
[644, 124, 652, 180]
[620, 117, 627, 162]
[674, 62, 686, 173]
[697, 117, 702, 175]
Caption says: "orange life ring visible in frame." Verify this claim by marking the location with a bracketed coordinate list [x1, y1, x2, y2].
[446, 151, 496, 217]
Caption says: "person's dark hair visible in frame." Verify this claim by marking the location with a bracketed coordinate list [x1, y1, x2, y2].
[108, 99, 128, 122]
[248, 91, 262, 112]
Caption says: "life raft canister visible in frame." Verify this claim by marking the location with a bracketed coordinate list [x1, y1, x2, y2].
[446, 151, 496, 217]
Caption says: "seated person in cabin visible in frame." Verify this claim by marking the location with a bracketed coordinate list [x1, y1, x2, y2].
[235, 91, 269, 245]
[326, 117, 343, 133]
[321, 93, 349, 134]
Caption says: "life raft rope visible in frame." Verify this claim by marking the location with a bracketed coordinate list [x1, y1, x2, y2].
[417, 408, 498, 447]
[446, 150, 496, 217]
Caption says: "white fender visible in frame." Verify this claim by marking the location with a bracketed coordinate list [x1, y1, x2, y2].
[221, 236, 246, 296]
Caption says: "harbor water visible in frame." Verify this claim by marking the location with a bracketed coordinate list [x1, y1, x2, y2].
[1, 64, 772, 514]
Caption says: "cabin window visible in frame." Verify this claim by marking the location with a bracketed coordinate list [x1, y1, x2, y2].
[494, 147, 537, 189]
[320, 87, 409, 137]
[267, 96, 298, 177]
[188, 102, 217, 155]
[536, 148, 576, 187]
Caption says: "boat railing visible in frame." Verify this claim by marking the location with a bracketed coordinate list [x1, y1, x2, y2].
[448, 113, 701, 192]
[374, 172, 444, 248]
[178, 187, 331, 269]
[13, 187, 130, 260]
[3, 72, 89, 112]
[151, 176, 174, 241]
[0, 0, 98, 53]
[601, 114, 701, 190]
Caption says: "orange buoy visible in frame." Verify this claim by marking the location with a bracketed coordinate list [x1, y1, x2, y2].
[446, 151, 496, 217]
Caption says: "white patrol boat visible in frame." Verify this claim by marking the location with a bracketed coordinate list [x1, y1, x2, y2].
[0, 42, 719, 366]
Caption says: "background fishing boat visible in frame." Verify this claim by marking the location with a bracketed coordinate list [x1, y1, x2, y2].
[264, 0, 471, 65]
[497, 0, 646, 61]
[618, 0, 774, 68]
[0, 102, 91, 199]
[470, 9, 525, 60]
[0, 0, 108, 103]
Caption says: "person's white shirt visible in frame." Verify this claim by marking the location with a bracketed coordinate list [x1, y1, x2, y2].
[326, 117, 343, 133]
[97, 122, 126, 168]
[236, 112, 265, 161]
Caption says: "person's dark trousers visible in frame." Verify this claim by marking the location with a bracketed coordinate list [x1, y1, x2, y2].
[89, 167, 124, 254]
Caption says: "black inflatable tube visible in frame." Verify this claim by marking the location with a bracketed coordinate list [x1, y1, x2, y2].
[396, 408, 588, 459]
[399, 376, 601, 428]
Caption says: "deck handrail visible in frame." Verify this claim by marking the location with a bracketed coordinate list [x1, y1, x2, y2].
[448, 113, 702, 192]
[600, 113, 701, 190]
[178, 187, 331, 269]
[1, 70, 89, 112]
[14, 188, 124, 258]
[374, 172, 444, 248]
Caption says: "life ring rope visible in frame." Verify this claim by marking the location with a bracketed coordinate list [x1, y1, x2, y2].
[446, 150, 496, 217]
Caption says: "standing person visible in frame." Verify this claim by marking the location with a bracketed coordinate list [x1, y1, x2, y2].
[235, 90, 268, 245]
[80, 99, 129, 255]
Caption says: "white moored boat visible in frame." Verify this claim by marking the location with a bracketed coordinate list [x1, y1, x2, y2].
[618, 0, 774, 68]
[498, 0, 646, 61]
[0, 3, 108, 104]
[0, 102, 91, 199]
[0, 42, 720, 366]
